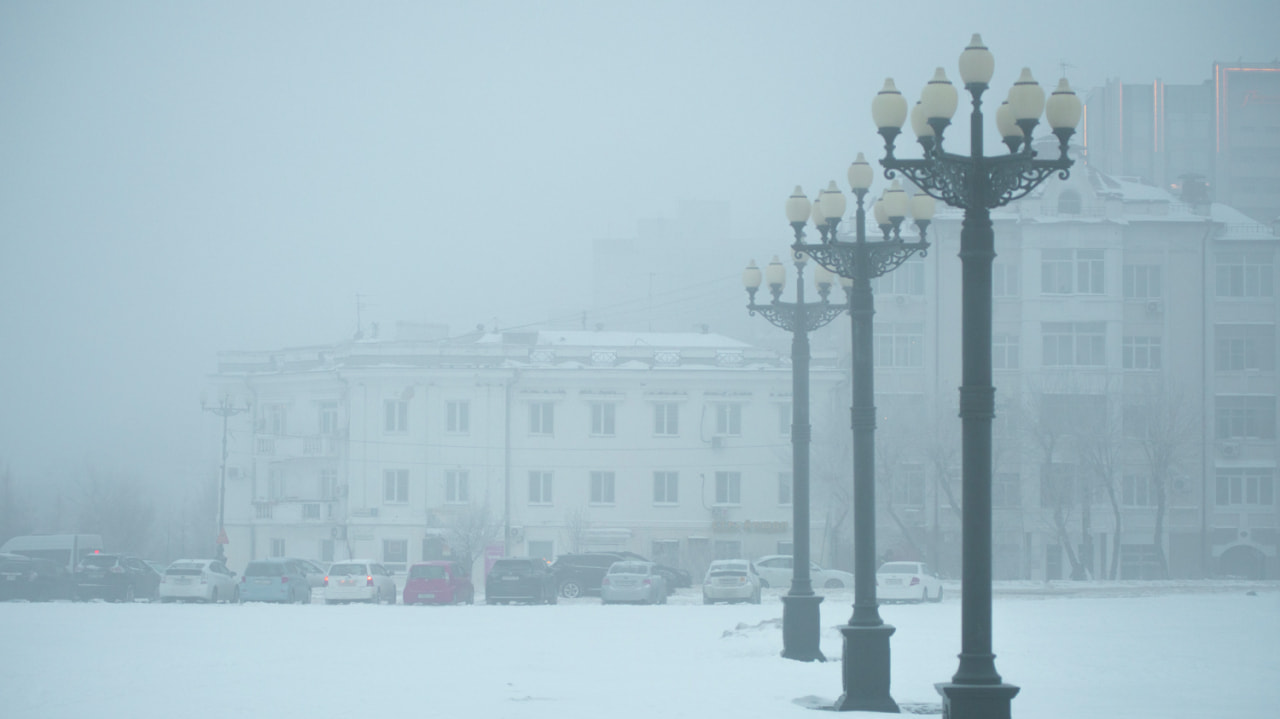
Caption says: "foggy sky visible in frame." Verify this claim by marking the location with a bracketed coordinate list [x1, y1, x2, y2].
[1, 0, 1277, 485]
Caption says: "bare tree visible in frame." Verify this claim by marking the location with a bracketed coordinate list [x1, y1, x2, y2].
[562, 507, 590, 553]
[1073, 392, 1126, 579]
[1132, 379, 1200, 578]
[1019, 388, 1087, 580]
[875, 417, 928, 563]
[445, 504, 503, 574]
[76, 469, 157, 555]
[0, 463, 33, 545]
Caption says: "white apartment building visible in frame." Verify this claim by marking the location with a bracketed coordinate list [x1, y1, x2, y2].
[206, 329, 845, 579]
[867, 151, 1278, 580]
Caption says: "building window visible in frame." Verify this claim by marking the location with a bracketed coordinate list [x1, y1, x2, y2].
[384, 399, 408, 433]
[1123, 265, 1163, 299]
[778, 472, 793, 506]
[318, 402, 339, 435]
[993, 333, 1020, 370]
[319, 468, 337, 500]
[714, 403, 742, 436]
[1122, 474, 1158, 507]
[993, 473, 1021, 508]
[1215, 469, 1275, 507]
[264, 404, 288, 435]
[653, 403, 679, 436]
[383, 539, 408, 565]
[871, 255, 924, 295]
[713, 540, 742, 560]
[778, 402, 792, 437]
[651, 539, 680, 566]
[302, 503, 321, 520]
[267, 467, 283, 500]
[590, 471, 615, 504]
[590, 402, 616, 437]
[892, 464, 925, 506]
[1215, 396, 1277, 440]
[993, 261, 1020, 298]
[321, 539, 334, 563]
[270, 538, 285, 557]
[715, 471, 741, 505]
[528, 471, 553, 505]
[1042, 322, 1106, 367]
[874, 322, 924, 368]
[445, 469, 469, 504]
[446, 401, 470, 434]
[1057, 189, 1082, 215]
[529, 402, 554, 436]
[1216, 252, 1274, 298]
[1122, 336, 1163, 370]
[653, 471, 679, 504]
[383, 469, 409, 504]
[1042, 249, 1104, 295]
[1216, 324, 1276, 372]
[255, 504, 273, 519]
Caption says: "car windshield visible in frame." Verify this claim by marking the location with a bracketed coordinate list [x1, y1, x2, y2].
[491, 560, 531, 572]
[409, 565, 448, 579]
[244, 562, 285, 577]
[878, 562, 918, 574]
[81, 555, 119, 568]
[609, 562, 648, 575]
[166, 562, 204, 575]
[327, 564, 367, 576]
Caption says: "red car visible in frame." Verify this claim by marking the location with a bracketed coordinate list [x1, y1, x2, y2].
[403, 560, 474, 605]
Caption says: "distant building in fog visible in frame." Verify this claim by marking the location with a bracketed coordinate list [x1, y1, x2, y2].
[206, 328, 845, 581]
[1083, 62, 1280, 226]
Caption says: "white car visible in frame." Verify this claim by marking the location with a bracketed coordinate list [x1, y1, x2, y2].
[158, 559, 239, 603]
[702, 559, 762, 604]
[876, 561, 943, 603]
[753, 555, 854, 590]
[323, 560, 397, 604]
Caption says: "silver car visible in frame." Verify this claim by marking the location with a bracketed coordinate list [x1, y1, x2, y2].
[702, 559, 762, 604]
[600, 561, 667, 605]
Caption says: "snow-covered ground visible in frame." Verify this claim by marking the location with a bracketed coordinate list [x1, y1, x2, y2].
[2, 582, 1276, 719]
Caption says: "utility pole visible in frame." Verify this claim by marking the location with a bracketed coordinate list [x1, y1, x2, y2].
[202, 394, 251, 562]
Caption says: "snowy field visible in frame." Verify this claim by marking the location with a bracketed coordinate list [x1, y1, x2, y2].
[2, 582, 1277, 719]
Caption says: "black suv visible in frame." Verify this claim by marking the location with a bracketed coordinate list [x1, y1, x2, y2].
[551, 552, 692, 597]
[550, 553, 624, 598]
[485, 557, 557, 605]
[75, 553, 160, 602]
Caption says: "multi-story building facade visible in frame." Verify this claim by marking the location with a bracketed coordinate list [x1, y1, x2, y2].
[873, 149, 1278, 581]
[206, 329, 845, 579]
[1083, 62, 1280, 226]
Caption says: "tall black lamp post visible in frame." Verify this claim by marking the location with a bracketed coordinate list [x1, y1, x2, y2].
[743, 247, 846, 663]
[202, 394, 251, 562]
[872, 34, 1081, 719]
[794, 154, 934, 712]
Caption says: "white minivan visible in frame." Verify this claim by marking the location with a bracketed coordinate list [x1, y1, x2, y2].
[0, 534, 103, 573]
[323, 560, 397, 604]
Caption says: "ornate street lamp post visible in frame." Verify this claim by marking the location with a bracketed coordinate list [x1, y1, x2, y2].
[202, 394, 251, 562]
[794, 155, 934, 712]
[743, 246, 846, 663]
[872, 34, 1081, 719]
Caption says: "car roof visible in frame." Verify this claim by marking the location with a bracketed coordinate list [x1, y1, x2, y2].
[754, 554, 790, 561]
[170, 559, 214, 565]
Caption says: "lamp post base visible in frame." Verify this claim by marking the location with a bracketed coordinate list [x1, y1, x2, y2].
[780, 594, 825, 662]
[833, 623, 899, 712]
[935, 681, 1019, 719]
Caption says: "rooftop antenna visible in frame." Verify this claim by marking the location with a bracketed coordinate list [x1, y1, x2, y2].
[1058, 59, 1076, 79]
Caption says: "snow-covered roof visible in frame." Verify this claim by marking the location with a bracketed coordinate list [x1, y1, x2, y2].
[475, 330, 750, 349]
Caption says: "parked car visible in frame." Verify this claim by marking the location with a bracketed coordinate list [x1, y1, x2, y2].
[550, 553, 624, 598]
[614, 551, 693, 589]
[404, 560, 474, 605]
[323, 560, 397, 604]
[701, 559, 762, 605]
[876, 561, 943, 603]
[75, 553, 160, 602]
[238, 558, 313, 604]
[159, 559, 239, 603]
[0, 534, 103, 574]
[753, 555, 854, 589]
[0, 553, 76, 601]
[291, 558, 328, 592]
[485, 557, 556, 605]
[600, 561, 667, 605]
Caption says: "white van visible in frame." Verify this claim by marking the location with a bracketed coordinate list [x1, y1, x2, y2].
[0, 534, 104, 573]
